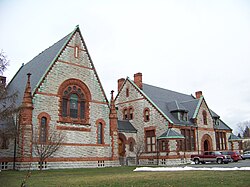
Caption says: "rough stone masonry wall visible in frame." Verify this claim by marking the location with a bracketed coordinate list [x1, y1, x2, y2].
[32, 31, 113, 164]
[116, 81, 170, 164]
[196, 100, 216, 151]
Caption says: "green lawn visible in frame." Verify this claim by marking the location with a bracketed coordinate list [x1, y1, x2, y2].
[1, 166, 249, 187]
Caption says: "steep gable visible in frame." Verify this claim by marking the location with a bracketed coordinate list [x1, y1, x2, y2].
[7, 32, 72, 106]
[7, 26, 108, 106]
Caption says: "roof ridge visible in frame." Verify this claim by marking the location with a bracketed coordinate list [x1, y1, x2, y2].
[143, 83, 192, 97]
[180, 98, 199, 104]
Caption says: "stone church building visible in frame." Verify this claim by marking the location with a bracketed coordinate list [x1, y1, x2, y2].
[0, 26, 242, 170]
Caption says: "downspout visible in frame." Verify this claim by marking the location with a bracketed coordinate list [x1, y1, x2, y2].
[196, 124, 199, 154]
[13, 113, 18, 170]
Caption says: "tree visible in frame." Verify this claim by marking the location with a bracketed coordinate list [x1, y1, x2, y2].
[133, 135, 145, 166]
[33, 129, 64, 171]
[0, 50, 9, 75]
[237, 121, 250, 138]
[243, 126, 250, 138]
[0, 50, 18, 149]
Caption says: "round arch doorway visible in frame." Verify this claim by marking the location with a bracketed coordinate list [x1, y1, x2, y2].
[201, 134, 213, 152]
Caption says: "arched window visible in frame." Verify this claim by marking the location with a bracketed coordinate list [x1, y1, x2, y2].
[97, 123, 103, 144]
[144, 108, 150, 122]
[202, 110, 208, 125]
[62, 86, 85, 119]
[58, 79, 91, 125]
[40, 117, 47, 143]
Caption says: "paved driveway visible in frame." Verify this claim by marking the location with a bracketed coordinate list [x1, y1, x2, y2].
[191, 159, 250, 168]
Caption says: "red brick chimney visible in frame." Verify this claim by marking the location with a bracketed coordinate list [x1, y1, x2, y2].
[134, 72, 143, 90]
[195, 91, 203, 99]
[118, 78, 125, 92]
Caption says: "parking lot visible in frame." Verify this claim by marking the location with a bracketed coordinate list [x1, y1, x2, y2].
[191, 159, 250, 168]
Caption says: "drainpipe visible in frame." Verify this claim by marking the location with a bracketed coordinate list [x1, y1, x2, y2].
[196, 125, 199, 154]
[13, 113, 18, 170]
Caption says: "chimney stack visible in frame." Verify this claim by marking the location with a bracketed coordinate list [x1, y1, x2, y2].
[195, 91, 203, 99]
[134, 72, 143, 90]
[118, 78, 125, 92]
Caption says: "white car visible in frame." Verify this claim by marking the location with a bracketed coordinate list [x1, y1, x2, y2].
[242, 151, 250, 160]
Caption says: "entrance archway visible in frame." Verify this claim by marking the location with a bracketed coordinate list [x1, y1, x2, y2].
[201, 134, 213, 152]
[204, 140, 209, 151]
[118, 133, 127, 165]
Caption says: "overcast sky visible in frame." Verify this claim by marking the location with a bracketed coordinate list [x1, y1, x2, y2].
[1, 0, 250, 133]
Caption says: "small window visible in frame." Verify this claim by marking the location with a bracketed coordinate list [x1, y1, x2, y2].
[126, 88, 129, 97]
[202, 110, 208, 125]
[97, 123, 103, 144]
[40, 117, 47, 143]
[98, 160, 105, 167]
[38, 162, 47, 169]
[124, 108, 128, 120]
[1, 162, 8, 170]
[74, 46, 79, 58]
[129, 107, 133, 120]
[144, 108, 150, 122]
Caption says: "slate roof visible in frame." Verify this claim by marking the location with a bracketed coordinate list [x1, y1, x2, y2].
[118, 120, 137, 133]
[142, 83, 196, 125]
[7, 32, 73, 106]
[158, 128, 184, 139]
[215, 119, 232, 130]
[127, 82, 231, 130]
[228, 133, 241, 141]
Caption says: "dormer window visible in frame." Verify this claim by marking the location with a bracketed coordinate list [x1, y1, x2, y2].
[213, 118, 220, 126]
[179, 111, 188, 121]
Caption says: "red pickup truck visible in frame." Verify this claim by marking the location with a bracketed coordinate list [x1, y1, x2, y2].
[191, 151, 231, 164]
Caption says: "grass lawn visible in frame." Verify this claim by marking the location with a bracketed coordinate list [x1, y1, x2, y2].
[1, 166, 250, 187]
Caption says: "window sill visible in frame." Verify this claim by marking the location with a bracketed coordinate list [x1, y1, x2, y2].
[56, 125, 91, 132]
[58, 117, 89, 125]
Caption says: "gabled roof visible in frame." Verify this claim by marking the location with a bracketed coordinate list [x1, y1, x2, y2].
[142, 83, 195, 125]
[6, 26, 109, 107]
[118, 120, 137, 133]
[215, 119, 232, 131]
[118, 78, 231, 130]
[166, 100, 188, 112]
[228, 133, 241, 141]
[158, 128, 184, 139]
[7, 31, 73, 106]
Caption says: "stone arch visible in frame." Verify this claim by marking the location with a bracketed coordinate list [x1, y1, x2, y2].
[57, 78, 91, 124]
[201, 134, 213, 152]
[118, 133, 127, 157]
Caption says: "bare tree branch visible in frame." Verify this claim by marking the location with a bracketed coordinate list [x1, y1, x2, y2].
[133, 135, 145, 166]
[0, 50, 9, 75]
[33, 128, 64, 170]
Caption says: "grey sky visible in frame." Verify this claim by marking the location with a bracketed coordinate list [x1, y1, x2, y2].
[1, 0, 250, 133]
